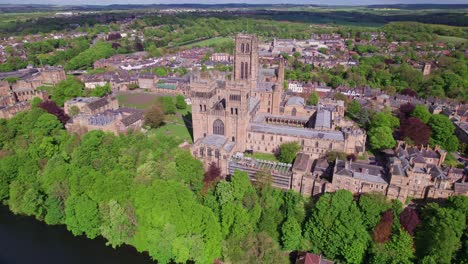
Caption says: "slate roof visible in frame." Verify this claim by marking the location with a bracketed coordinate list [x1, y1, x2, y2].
[335, 160, 388, 184]
[286, 96, 305, 106]
[121, 111, 144, 127]
[87, 97, 109, 111]
[293, 153, 310, 172]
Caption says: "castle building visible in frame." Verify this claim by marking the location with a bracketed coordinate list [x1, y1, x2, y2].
[190, 34, 366, 177]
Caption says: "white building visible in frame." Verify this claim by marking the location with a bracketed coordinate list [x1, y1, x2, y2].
[288, 81, 304, 93]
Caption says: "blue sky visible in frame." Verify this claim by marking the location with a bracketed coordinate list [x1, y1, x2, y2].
[0, 0, 466, 5]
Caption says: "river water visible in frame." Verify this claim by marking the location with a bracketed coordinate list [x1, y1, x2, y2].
[0, 205, 153, 264]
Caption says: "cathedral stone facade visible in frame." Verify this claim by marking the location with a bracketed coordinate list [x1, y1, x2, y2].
[190, 34, 366, 176]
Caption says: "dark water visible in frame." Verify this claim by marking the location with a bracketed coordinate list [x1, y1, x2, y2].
[0, 205, 154, 264]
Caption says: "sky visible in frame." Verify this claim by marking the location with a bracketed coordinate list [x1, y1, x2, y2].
[0, 0, 466, 5]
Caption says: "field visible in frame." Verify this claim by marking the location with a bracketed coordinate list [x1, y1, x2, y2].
[117, 92, 160, 109]
[117, 92, 193, 143]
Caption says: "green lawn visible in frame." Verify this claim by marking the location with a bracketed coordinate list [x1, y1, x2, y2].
[117, 93, 161, 110]
[245, 152, 279, 162]
[151, 123, 192, 144]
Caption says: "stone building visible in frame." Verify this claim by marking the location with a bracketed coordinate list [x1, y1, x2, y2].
[190, 34, 366, 175]
[66, 108, 144, 136]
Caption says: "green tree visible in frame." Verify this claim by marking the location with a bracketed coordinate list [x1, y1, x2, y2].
[89, 83, 111, 97]
[100, 200, 137, 248]
[277, 142, 301, 164]
[175, 95, 187, 110]
[304, 190, 369, 263]
[161, 96, 176, 114]
[428, 114, 458, 151]
[368, 126, 396, 150]
[65, 194, 101, 239]
[415, 203, 466, 264]
[371, 111, 400, 130]
[44, 196, 65, 225]
[369, 228, 414, 264]
[411, 105, 431, 124]
[281, 213, 302, 250]
[358, 192, 391, 230]
[306, 91, 319, 106]
[50, 76, 85, 106]
[144, 103, 165, 128]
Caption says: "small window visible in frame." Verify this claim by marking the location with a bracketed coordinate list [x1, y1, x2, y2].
[232, 137, 235, 142]
[231, 108, 233, 115]
[235, 108, 238, 115]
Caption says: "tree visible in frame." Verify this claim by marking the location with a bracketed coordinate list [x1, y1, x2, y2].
[38, 100, 70, 125]
[428, 114, 458, 151]
[372, 210, 394, 243]
[346, 99, 362, 119]
[89, 83, 111, 97]
[415, 203, 466, 264]
[223, 232, 288, 264]
[399, 117, 431, 146]
[100, 200, 137, 248]
[161, 96, 176, 114]
[144, 103, 164, 128]
[358, 192, 391, 230]
[175, 95, 187, 110]
[400, 207, 420, 236]
[44, 196, 65, 225]
[304, 190, 369, 264]
[306, 91, 319, 106]
[204, 162, 221, 185]
[281, 213, 302, 250]
[50, 76, 85, 106]
[277, 142, 301, 164]
[371, 111, 400, 130]
[369, 228, 414, 264]
[368, 126, 396, 150]
[65, 194, 101, 239]
[411, 105, 431, 123]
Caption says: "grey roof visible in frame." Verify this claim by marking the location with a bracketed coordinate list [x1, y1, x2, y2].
[87, 97, 109, 111]
[256, 81, 275, 92]
[249, 123, 344, 141]
[201, 135, 235, 152]
[286, 96, 305, 106]
[293, 153, 310, 172]
[121, 111, 144, 127]
[249, 97, 260, 113]
[315, 109, 331, 129]
[335, 160, 388, 184]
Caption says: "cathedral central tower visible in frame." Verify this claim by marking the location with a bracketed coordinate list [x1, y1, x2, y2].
[234, 34, 259, 85]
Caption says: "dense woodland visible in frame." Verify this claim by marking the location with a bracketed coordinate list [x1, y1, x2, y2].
[0, 103, 467, 263]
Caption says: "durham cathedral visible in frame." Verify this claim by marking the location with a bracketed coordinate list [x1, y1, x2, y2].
[190, 34, 367, 193]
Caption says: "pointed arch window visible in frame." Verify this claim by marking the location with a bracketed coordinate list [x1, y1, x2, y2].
[245, 43, 250, 53]
[213, 119, 225, 135]
[292, 108, 297, 116]
[241, 43, 245, 53]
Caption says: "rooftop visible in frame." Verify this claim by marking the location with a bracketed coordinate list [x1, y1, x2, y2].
[250, 123, 344, 141]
